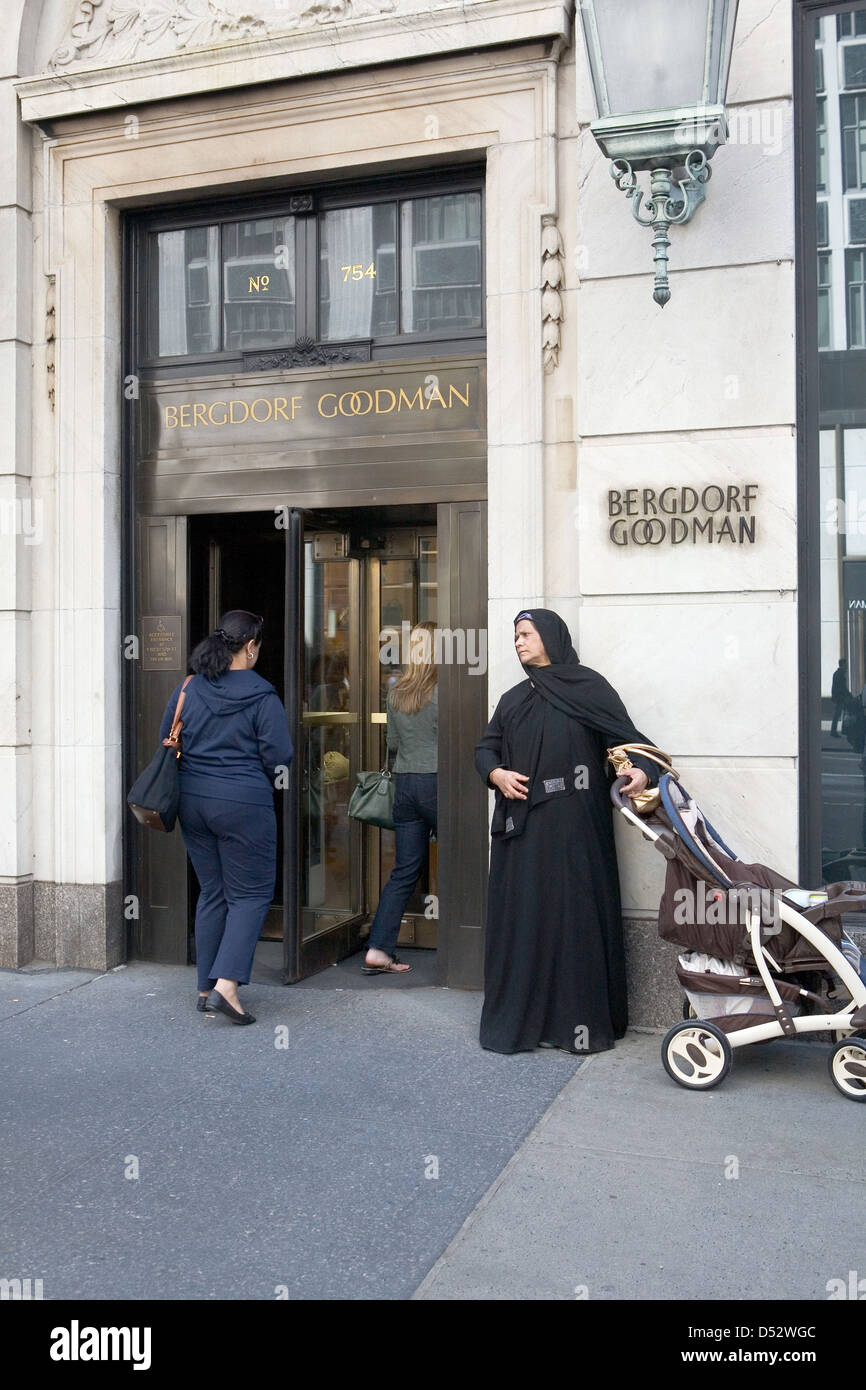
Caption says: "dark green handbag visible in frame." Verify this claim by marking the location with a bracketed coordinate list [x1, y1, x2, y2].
[348, 749, 395, 830]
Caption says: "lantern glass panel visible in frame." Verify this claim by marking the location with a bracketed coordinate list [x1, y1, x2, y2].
[583, 1, 737, 118]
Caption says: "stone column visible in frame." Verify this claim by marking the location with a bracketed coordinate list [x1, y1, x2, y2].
[0, 3, 35, 967]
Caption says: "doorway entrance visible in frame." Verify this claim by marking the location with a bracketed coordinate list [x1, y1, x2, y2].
[186, 505, 441, 979]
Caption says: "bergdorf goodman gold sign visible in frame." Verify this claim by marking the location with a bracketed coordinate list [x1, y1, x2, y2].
[608, 485, 759, 545]
[161, 381, 471, 431]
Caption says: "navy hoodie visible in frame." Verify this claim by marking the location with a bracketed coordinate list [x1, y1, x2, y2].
[159, 671, 294, 806]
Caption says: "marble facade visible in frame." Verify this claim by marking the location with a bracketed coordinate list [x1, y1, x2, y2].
[1, 0, 797, 1023]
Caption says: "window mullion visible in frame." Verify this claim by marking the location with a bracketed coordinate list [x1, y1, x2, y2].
[298, 214, 314, 340]
[396, 198, 403, 336]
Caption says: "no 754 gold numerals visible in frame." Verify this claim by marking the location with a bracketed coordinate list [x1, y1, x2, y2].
[341, 263, 377, 281]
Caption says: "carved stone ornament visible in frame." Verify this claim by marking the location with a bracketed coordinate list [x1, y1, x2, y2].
[540, 214, 564, 375]
[50, 0, 398, 71]
[243, 337, 373, 370]
[46, 276, 56, 412]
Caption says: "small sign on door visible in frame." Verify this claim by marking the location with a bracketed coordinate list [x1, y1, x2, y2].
[141, 615, 182, 671]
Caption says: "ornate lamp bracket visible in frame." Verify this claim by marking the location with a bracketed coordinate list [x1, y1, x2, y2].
[610, 150, 711, 307]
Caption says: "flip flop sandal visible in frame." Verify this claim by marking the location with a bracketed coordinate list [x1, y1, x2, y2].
[361, 953, 411, 975]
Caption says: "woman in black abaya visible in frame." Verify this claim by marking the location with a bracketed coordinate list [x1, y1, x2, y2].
[475, 609, 658, 1055]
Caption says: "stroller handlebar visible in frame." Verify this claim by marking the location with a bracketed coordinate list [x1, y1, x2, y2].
[610, 774, 670, 848]
[610, 774, 632, 811]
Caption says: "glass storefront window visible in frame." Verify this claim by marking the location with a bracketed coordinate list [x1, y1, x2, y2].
[318, 204, 397, 340]
[401, 193, 483, 334]
[301, 547, 358, 937]
[145, 178, 483, 358]
[222, 217, 295, 351]
[418, 535, 438, 623]
[813, 6, 866, 878]
[155, 226, 220, 356]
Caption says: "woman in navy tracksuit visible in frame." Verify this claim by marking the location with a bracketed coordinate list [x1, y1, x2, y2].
[159, 609, 293, 1026]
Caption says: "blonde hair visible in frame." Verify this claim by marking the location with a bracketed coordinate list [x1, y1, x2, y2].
[389, 621, 438, 714]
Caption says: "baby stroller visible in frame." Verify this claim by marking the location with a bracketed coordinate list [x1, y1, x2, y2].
[611, 773, 866, 1101]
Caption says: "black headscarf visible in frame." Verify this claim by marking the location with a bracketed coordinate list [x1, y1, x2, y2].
[492, 608, 657, 837]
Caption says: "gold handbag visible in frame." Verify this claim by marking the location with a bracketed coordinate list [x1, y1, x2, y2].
[607, 743, 677, 816]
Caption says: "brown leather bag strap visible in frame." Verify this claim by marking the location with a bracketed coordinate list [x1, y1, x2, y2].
[163, 675, 194, 749]
[608, 743, 677, 776]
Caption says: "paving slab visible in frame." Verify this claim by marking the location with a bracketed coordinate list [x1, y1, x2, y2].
[413, 1030, 866, 1301]
[0, 954, 581, 1301]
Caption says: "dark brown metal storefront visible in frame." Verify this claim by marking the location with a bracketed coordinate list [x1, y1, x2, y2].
[121, 175, 489, 989]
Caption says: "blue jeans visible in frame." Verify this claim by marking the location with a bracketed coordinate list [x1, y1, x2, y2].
[178, 792, 276, 991]
[367, 773, 437, 957]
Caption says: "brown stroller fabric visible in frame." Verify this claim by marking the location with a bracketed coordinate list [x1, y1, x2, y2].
[613, 772, 866, 1044]
[652, 809, 863, 972]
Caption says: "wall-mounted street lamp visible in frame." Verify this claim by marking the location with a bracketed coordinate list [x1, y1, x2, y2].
[579, 0, 739, 306]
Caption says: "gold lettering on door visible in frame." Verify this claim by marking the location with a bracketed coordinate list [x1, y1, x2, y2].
[160, 381, 471, 430]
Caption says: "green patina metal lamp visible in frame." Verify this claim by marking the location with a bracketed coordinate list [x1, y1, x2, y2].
[579, 0, 739, 306]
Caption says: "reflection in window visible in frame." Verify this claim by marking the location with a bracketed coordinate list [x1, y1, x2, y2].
[418, 536, 438, 623]
[156, 226, 220, 356]
[847, 247, 866, 346]
[818, 200, 830, 247]
[814, 8, 866, 877]
[222, 218, 295, 351]
[301, 549, 355, 934]
[401, 193, 482, 334]
[319, 205, 397, 340]
[841, 93, 866, 190]
[851, 197, 866, 243]
[844, 42, 866, 88]
[817, 97, 828, 190]
[839, 11, 866, 38]
[818, 251, 832, 349]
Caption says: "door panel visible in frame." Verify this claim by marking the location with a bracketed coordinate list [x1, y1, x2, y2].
[283, 509, 303, 981]
[300, 538, 363, 941]
[135, 515, 189, 963]
[132, 506, 486, 986]
[364, 531, 439, 946]
[436, 501, 488, 989]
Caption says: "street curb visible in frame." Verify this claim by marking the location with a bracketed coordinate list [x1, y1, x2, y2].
[410, 1051, 599, 1299]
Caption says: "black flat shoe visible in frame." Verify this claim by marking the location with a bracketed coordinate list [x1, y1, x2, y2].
[209, 990, 256, 1025]
[196, 995, 214, 1013]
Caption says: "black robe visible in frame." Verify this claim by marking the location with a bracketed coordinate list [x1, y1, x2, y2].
[475, 665, 656, 1056]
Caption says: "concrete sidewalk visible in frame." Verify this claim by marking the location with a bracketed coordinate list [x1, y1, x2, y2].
[0, 954, 580, 1301]
[2, 957, 861, 1301]
[415, 1029, 866, 1301]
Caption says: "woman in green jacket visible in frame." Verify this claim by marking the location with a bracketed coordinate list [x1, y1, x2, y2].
[363, 621, 437, 975]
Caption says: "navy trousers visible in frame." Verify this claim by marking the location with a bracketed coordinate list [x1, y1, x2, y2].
[367, 772, 437, 957]
[178, 792, 276, 991]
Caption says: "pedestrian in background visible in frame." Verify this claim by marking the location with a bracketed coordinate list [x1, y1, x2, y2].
[363, 621, 437, 975]
[830, 657, 849, 738]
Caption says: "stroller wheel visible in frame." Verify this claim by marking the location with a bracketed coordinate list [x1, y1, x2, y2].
[828, 1038, 866, 1101]
[662, 1021, 732, 1091]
